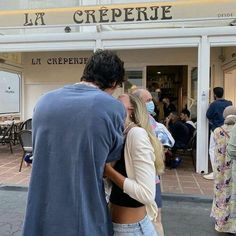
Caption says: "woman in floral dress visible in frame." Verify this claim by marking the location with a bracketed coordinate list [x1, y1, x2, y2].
[211, 106, 236, 233]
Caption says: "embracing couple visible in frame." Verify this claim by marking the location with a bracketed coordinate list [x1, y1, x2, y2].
[22, 50, 164, 236]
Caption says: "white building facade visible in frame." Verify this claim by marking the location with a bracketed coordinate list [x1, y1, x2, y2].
[0, 0, 236, 174]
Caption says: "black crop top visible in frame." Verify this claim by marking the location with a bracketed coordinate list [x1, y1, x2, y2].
[109, 145, 144, 208]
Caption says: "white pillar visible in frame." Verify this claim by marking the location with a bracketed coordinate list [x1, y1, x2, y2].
[196, 36, 210, 173]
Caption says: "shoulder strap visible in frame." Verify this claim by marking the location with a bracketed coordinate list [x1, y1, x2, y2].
[220, 126, 230, 138]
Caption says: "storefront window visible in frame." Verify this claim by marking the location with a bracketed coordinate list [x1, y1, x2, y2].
[0, 71, 21, 114]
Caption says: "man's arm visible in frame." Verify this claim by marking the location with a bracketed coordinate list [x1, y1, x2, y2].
[206, 103, 215, 120]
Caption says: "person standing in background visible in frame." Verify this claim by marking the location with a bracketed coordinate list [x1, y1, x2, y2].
[22, 50, 126, 236]
[211, 106, 236, 233]
[204, 87, 232, 180]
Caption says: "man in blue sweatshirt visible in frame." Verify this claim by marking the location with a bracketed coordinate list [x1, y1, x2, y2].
[204, 87, 232, 180]
[22, 50, 126, 236]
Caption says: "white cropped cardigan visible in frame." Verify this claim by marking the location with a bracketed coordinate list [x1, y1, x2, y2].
[123, 127, 158, 221]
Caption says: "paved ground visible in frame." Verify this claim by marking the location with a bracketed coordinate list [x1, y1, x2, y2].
[162, 195, 231, 236]
[0, 187, 27, 236]
[0, 144, 214, 196]
[0, 187, 230, 236]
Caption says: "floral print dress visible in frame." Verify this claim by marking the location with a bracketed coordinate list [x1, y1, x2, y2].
[211, 124, 236, 233]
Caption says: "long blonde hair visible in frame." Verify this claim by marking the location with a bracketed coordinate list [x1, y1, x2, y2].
[128, 94, 165, 174]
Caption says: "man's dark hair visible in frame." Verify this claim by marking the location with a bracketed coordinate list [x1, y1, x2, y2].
[213, 87, 224, 98]
[181, 109, 191, 118]
[81, 49, 125, 90]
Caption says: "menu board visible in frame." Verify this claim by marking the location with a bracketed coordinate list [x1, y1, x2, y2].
[0, 71, 20, 114]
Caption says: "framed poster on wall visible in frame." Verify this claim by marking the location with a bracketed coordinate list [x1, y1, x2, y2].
[0, 71, 21, 114]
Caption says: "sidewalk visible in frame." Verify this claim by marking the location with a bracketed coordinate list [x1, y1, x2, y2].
[0, 144, 214, 197]
[161, 158, 214, 197]
[0, 145, 30, 186]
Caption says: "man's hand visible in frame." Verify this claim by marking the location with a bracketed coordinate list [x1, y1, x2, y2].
[103, 163, 125, 189]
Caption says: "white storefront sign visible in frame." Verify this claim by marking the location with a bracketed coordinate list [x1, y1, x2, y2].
[0, 0, 235, 27]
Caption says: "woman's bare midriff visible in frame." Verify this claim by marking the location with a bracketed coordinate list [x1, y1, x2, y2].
[110, 203, 146, 224]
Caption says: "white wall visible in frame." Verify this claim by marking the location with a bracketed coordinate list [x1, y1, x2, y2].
[22, 51, 92, 118]
[224, 46, 236, 62]
[221, 46, 236, 103]
[224, 69, 236, 105]
[22, 47, 223, 118]
[119, 47, 223, 102]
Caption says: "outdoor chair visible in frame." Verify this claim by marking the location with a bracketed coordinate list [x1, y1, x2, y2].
[172, 131, 197, 170]
[0, 123, 14, 153]
[19, 130, 33, 172]
[20, 118, 32, 131]
[12, 122, 23, 145]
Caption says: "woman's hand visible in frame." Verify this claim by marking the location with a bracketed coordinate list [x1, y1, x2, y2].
[104, 163, 113, 178]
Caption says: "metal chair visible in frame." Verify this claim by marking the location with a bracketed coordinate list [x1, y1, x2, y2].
[20, 118, 32, 130]
[19, 130, 33, 172]
[174, 130, 197, 169]
[12, 122, 23, 145]
[0, 123, 14, 153]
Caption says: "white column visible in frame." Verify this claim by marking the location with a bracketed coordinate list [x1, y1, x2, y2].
[196, 36, 210, 173]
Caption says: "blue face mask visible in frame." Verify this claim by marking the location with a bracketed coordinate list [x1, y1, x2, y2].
[146, 101, 155, 115]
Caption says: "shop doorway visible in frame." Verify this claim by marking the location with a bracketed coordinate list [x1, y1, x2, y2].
[146, 65, 188, 121]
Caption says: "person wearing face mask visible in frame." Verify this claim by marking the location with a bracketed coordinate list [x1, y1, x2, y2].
[133, 89, 175, 148]
[146, 99, 156, 116]
[132, 88, 174, 236]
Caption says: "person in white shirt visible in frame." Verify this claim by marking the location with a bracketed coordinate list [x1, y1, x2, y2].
[104, 93, 164, 236]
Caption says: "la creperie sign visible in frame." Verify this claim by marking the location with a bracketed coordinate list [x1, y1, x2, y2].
[0, 0, 235, 27]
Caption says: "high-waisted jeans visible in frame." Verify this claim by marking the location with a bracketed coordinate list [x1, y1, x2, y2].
[113, 215, 157, 236]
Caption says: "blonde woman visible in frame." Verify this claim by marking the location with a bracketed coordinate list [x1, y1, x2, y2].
[104, 93, 164, 236]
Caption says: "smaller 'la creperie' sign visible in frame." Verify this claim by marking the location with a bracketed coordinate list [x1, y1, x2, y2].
[0, 0, 235, 27]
